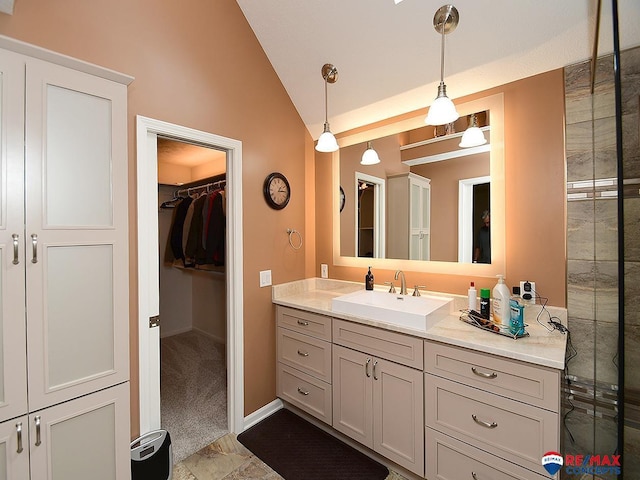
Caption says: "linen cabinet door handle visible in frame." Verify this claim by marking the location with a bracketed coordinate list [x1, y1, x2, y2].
[471, 414, 497, 429]
[34, 416, 41, 446]
[471, 472, 478, 480]
[365, 358, 371, 378]
[373, 360, 378, 380]
[31, 234, 38, 264]
[16, 422, 23, 453]
[12, 234, 19, 265]
[471, 367, 497, 379]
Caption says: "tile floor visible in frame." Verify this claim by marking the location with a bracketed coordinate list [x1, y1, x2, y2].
[172, 433, 408, 480]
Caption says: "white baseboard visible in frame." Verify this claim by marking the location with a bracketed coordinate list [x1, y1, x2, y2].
[243, 398, 283, 431]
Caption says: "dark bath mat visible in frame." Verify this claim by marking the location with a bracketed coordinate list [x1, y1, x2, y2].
[237, 408, 389, 480]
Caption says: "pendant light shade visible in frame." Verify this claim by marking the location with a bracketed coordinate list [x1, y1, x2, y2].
[315, 64, 339, 153]
[425, 5, 460, 126]
[360, 141, 381, 165]
[459, 113, 487, 148]
[316, 123, 339, 152]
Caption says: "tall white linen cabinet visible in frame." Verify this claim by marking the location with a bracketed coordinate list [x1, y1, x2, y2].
[0, 37, 132, 479]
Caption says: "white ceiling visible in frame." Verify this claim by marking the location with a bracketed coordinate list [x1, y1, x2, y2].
[236, 0, 640, 139]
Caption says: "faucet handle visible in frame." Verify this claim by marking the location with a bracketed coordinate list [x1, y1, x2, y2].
[412, 285, 426, 297]
[384, 281, 396, 294]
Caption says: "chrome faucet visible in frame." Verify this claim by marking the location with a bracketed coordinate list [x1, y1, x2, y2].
[394, 270, 407, 295]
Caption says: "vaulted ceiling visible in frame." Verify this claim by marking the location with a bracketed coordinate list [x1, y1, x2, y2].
[236, 1, 640, 138]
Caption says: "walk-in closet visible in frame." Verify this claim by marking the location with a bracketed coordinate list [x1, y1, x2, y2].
[156, 137, 228, 463]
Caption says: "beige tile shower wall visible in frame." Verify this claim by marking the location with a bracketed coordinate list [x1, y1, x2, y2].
[564, 45, 640, 468]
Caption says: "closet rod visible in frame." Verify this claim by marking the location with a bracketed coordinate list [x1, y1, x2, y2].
[175, 179, 226, 197]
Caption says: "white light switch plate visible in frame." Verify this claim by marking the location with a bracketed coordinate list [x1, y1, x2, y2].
[259, 270, 272, 287]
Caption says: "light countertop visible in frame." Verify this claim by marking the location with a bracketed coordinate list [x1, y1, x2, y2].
[272, 278, 568, 370]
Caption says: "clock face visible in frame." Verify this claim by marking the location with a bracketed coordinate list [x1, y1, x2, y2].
[263, 172, 291, 210]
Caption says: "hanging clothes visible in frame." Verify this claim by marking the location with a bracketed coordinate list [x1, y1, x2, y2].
[169, 195, 194, 264]
[204, 190, 225, 266]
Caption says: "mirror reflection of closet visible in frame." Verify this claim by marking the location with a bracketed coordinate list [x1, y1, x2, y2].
[355, 172, 385, 258]
[156, 137, 229, 462]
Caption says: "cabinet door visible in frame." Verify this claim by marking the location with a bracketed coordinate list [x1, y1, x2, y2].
[28, 382, 130, 480]
[24, 59, 129, 411]
[0, 415, 30, 480]
[0, 49, 28, 423]
[332, 345, 373, 448]
[372, 358, 424, 476]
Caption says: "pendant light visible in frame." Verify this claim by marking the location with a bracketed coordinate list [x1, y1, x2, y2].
[360, 141, 381, 165]
[459, 113, 487, 148]
[315, 63, 339, 153]
[425, 5, 460, 126]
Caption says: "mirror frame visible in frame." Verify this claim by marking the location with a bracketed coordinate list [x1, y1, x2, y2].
[332, 93, 505, 277]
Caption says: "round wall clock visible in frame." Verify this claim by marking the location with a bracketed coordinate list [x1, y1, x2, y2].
[263, 172, 291, 210]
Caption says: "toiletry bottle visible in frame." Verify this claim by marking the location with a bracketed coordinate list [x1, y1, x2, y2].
[510, 286, 525, 336]
[480, 288, 490, 320]
[468, 282, 477, 311]
[365, 266, 374, 290]
[492, 274, 511, 328]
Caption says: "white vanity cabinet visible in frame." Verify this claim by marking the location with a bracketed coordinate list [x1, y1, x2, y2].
[424, 341, 561, 479]
[332, 319, 424, 476]
[387, 172, 431, 261]
[0, 40, 131, 479]
[276, 307, 333, 424]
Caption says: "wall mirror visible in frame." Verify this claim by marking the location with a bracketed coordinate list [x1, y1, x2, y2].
[332, 94, 505, 276]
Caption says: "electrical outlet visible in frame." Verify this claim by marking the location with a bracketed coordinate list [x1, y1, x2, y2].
[320, 264, 328, 278]
[520, 280, 536, 304]
[259, 270, 272, 288]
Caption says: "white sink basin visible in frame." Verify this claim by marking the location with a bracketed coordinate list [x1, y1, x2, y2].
[331, 289, 453, 331]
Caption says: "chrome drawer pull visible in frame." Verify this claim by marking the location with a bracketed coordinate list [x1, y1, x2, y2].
[16, 422, 23, 453]
[471, 367, 497, 379]
[373, 360, 379, 380]
[297, 387, 309, 396]
[471, 472, 478, 480]
[365, 358, 371, 378]
[472, 414, 497, 429]
[297, 320, 309, 326]
[297, 349, 309, 357]
[12, 234, 19, 265]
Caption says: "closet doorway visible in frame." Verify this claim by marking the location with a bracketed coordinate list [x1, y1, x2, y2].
[136, 117, 244, 461]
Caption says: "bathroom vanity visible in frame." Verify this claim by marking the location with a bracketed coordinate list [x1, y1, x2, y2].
[273, 278, 567, 479]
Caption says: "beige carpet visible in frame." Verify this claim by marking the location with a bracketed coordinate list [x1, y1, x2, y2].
[161, 330, 228, 463]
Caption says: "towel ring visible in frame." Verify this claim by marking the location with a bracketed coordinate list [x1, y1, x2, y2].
[286, 229, 303, 250]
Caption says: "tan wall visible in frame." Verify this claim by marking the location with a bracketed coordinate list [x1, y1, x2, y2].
[317, 69, 567, 307]
[0, 0, 313, 436]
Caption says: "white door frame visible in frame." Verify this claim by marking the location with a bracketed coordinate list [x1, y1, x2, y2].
[354, 172, 386, 259]
[458, 175, 490, 263]
[136, 115, 244, 436]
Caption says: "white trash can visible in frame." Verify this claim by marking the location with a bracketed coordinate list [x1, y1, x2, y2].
[131, 429, 172, 480]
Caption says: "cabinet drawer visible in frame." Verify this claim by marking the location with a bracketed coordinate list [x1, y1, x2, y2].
[277, 306, 332, 341]
[426, 428, 549, 480]
[425, 341, 560, 412]
[277, 363, 332, 424]
[333, 319, 423, 369]
[426, 374, 558, 477]
[277, 327, 331, 383]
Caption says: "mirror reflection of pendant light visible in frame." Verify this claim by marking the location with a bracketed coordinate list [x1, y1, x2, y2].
[459, 113, 487, 148]
[425, 5, 460, 126]
[360, 141, 381, 165]
[315, 63, 339, 153]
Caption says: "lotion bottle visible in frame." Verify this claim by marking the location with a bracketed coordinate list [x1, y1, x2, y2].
[468, 282, 477, 311]
[365, 266, 374, 290]
[492, 274, 511, 328]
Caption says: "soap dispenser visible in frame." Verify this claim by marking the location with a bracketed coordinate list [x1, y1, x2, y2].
[365, 267, 374, 290]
